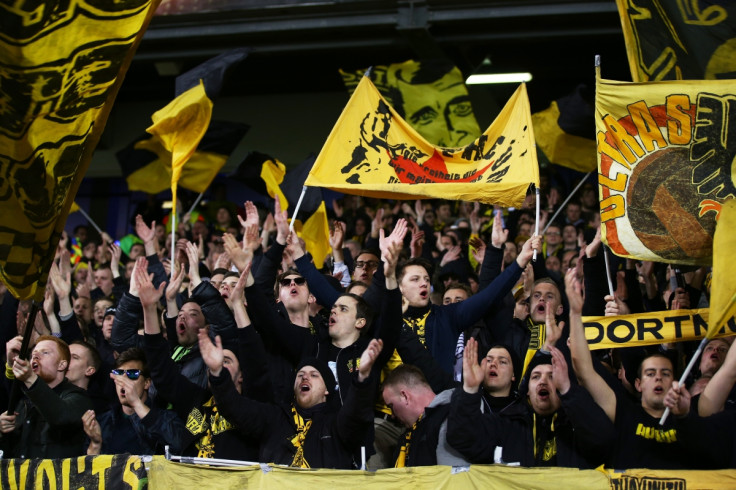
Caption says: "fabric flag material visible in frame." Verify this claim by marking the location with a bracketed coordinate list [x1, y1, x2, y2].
[119, 120, 248, 196]
[707, 199, 736, 337]
[307, 76, 538, 207]
[147, 81, 212, 214]
[0, 0, 160, 300]
[596, 71, 736, 265]
[616, 0, 736, 82]
[175, 47, 250, 97]
[532, 85, 597, 172]
[294, 201, 331, 269]
[229, 151, 289, 210]
[340, 60, 481, 147]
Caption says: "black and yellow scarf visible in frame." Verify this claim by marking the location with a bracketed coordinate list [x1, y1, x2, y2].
[394, 414, 423, 468]
[290, 405, 312, 468]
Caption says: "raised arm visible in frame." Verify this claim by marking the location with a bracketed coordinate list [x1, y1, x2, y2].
[565, 268, 616, 422]
[699, 340, 736, 417]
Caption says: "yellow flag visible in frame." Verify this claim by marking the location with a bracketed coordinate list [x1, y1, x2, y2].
[596, 70, 736, 265]
[70, 202, 80, 214]
[147, 80, 213, 213]
[0, 0, 160, 300]
[299, 202, 331, 269]
[532, 99, 596, 173]
[306, 76, 538, 207]
[260, 158, 289, 211]
[708, 200, 736, 338]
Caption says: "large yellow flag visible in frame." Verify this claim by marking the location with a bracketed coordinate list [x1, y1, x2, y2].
[147, 81, 213, 213]
[0, 0, 160, 300]
[596, 70, 736, 265]
[708, 199, 736, 338]
[306, 76, 538, 206]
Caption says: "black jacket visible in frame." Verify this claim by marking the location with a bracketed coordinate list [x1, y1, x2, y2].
[209, 368, 375, 469]
[447, 383, 614, 468]
[1, 378, 93, 459]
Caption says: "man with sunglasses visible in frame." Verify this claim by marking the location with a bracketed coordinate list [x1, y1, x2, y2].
[81, 347, 185, 455]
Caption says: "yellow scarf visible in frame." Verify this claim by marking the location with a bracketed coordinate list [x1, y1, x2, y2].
[394, 414, 423, 468]
[290, 405, 312, 468]
[404, 309, 431, 346]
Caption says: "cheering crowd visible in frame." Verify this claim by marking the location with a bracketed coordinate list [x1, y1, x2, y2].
[0, 173, 734, 471]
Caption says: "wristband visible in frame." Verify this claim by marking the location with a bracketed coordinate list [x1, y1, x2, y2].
[5, 364, 14, 380]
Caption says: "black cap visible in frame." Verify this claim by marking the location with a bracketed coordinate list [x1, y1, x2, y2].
[296, 357, 337, 396]
[104, 307, 117, 319]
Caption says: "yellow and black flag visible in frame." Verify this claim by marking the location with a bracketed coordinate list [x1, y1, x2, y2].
[0, 0, 160, 300]
[532, 85, 597, 173]
[117, 120, 249, 196]
[340, 60, 481, 147]
[616, 0, 736, 81]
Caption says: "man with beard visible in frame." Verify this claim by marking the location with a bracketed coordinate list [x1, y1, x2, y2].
[0, 336, 93, 458]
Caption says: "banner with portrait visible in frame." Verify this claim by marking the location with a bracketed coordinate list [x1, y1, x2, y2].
[307, 76, 539, 207]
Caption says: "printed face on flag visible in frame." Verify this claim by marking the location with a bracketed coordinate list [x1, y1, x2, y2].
[306, 76, 539, 206]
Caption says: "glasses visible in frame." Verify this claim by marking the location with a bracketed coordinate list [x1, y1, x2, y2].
[279, 277, 306, 287]
[545, 231, 561, 236]
[355, 260, 379, 270]
[111, 369, 141, 380]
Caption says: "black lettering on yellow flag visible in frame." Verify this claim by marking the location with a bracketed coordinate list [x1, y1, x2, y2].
[0, 0, 161, 300]
[583, 308, 736, 350]
[616, 0, 736, 82]
[0, 454, 145, 489]
[596, 71, 736, 265]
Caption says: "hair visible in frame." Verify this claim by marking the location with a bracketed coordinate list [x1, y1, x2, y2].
[636, 352, 674, 379]
[338, 293, 374, 333]
[397, 257, 433, 283]
[533, 277, 561, 293]
[223, 271, 240, 281]
[115, 347, 150, 379]
[346, 281, 369, 294]
[34, 335, 71, 365]
[69, 340, 102, 372]
[382, 364, 431, 391]
[356, 249, 380, 260]
[443, 282, 472, 298]
[92, 296, 114, 309]
[210, 268, 229, 277]
[441, 233, 459, 247]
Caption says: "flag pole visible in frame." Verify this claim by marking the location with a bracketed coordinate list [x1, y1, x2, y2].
[542, 171, 593, 234]
[603, 246, 615, 297]
[289, 186, 308, 234]
[186, 192, 205, 217]
[75, 206, 107, 242]
[7, 301, 42, 412]
[533, 186, 540, 262]
[660, 336, 709, 425]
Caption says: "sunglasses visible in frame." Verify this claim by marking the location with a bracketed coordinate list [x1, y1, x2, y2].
[111, 369, 141, 380]
[280, 277, 306, 287]
[355, 260, 379, 270]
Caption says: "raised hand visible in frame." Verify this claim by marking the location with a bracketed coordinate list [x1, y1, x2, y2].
[409, 226, 425, 259]
[329, 221, 346, 251]
[491, 209, 509, 249]
[543, 301, 564, 351]
[273, 198, 289, 245]
[285, 231, 306, 261]
[134, 266, 165, 308]
[550, 346, 571, 395]
[414, 200, 425, 224]
[469, 236, 486, 266]
[604, 294, 630, 316]
[166, 264, 185, 303]
[82, 410, 102, 453]
[462, 337, 485, 394]
[664, 381, 691, 418]
[332, 198, 344, 219]
[135, 215, 156, 244]
[358, 339, 384, 382]
[565, 268, 584, 315]
[516, 235, 542, 268]
[198, 329, 224, 376]
[184, 241, 201, 287]
[48, 261, 71, 299]
[440, 245, 461, 267]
